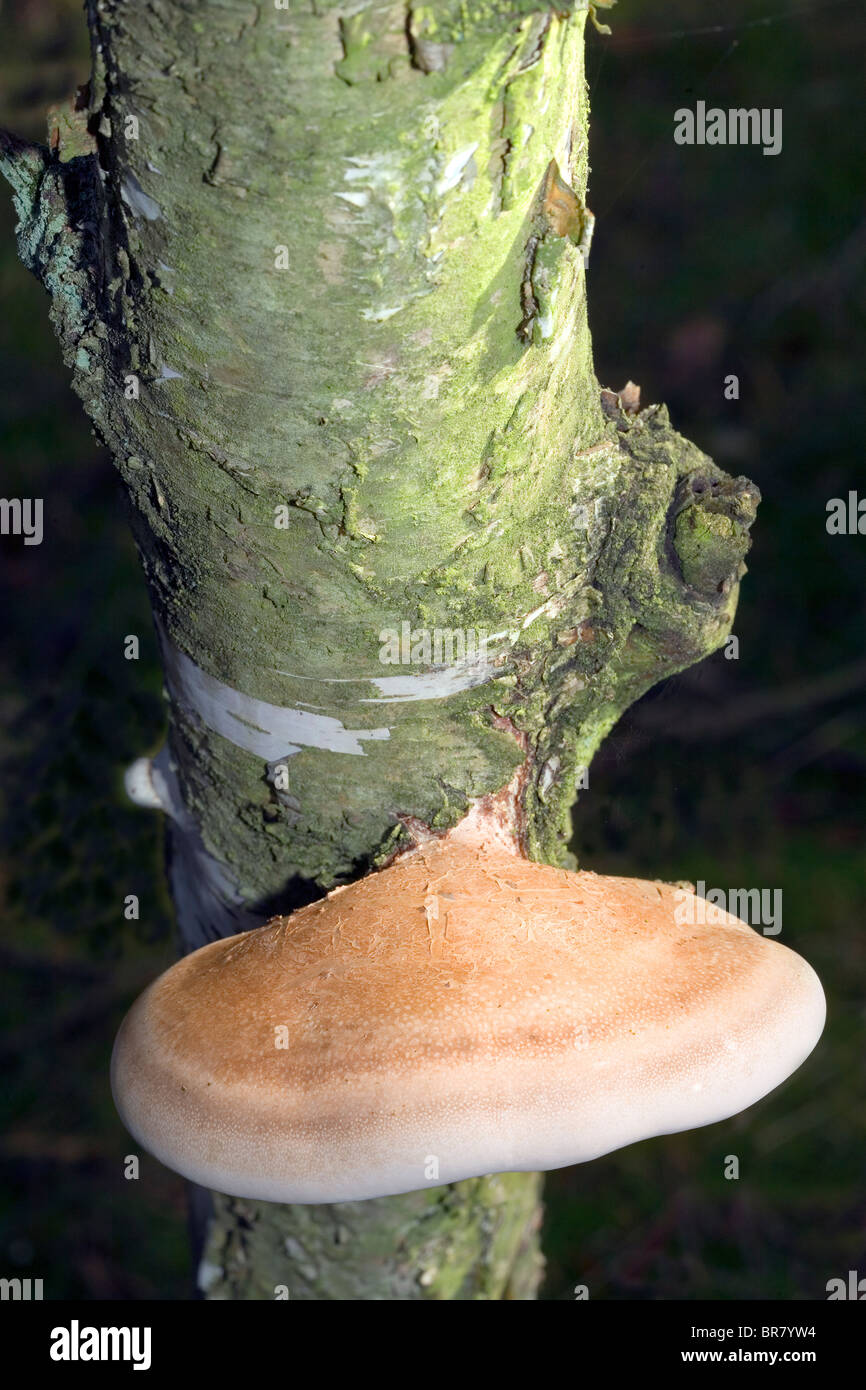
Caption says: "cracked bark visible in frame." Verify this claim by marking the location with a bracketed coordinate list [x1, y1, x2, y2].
[2, 0, 757, 1300]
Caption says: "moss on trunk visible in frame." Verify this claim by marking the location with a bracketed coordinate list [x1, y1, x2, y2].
[195, 1174, 544, 1300]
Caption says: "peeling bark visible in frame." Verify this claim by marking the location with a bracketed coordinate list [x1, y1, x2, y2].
[2, 0, 757, 1300]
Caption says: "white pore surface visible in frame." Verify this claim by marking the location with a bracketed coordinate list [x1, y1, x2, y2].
[112, 953, 825, 1204]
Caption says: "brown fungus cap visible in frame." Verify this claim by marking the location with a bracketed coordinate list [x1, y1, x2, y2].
[111, 827, 825, 1203]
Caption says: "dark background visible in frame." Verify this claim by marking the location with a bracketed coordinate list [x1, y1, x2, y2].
[1, 0, 863, 1300]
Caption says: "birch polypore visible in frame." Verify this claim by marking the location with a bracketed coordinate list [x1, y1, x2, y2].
[112, 823, 824, 1204]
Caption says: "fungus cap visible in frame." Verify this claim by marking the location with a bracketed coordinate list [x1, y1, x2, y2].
[111, 834, 825, 1203]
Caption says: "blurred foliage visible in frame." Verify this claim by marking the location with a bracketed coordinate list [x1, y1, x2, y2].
[0, 0, 864, 1300]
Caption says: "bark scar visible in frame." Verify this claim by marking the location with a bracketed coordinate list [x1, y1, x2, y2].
[518, 159, 593, 343]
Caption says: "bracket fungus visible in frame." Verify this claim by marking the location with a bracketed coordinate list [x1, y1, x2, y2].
[112, 816, 824, 1204]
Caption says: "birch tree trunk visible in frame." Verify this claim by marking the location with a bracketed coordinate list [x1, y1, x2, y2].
[2, 0, 757, 1299]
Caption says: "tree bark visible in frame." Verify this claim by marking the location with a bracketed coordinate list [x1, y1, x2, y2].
[2, 0, 757, 1299]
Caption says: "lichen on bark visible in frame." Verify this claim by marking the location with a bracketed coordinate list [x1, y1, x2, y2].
[2, 0, 758, 1300]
